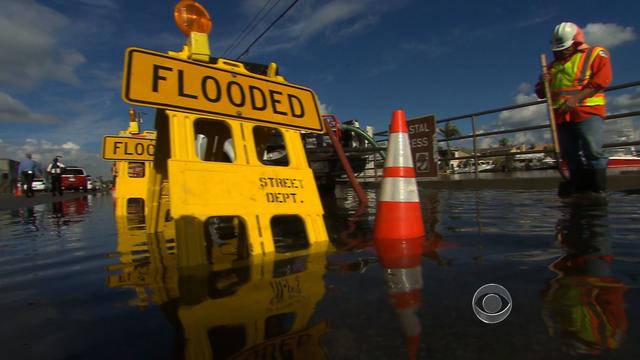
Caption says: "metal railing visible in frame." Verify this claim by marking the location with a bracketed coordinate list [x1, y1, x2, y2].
[344, 80, 639, 180]
[432, 80, 640, 174]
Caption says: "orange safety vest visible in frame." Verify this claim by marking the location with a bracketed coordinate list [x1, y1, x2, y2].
[550, 46, 606, 109]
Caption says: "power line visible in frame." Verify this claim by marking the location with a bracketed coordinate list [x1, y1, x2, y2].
[222, 0, 279, 58]
[236, 0, 300, 61]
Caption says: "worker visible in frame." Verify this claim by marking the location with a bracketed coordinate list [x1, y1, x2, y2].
[535, 22, 612, 197]
[47, 156, 65, 196]
[18, 153, 38, 197]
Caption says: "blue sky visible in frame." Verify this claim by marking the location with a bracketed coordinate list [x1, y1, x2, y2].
[1, 0, 638, 178]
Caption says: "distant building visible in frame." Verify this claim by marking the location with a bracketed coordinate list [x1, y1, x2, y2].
[443, 148, 472, 172]
[0, 159, 19, 194]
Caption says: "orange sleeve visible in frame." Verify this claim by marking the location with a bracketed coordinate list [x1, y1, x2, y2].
[584, 48, 612, 90]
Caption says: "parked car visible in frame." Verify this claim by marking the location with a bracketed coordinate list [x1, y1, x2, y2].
[28, 177, 48, 191]
[61, 166, 88, 192]
[86, 175, 94, 191]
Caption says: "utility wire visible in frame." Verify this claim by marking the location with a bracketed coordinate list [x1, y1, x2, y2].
[236, 0, 300, 60]
[222, 0, 278, 58]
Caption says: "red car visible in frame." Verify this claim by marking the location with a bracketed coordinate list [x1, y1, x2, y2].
[61, 166, 88, 192]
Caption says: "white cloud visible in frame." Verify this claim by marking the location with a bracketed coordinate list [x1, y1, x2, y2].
[489, 84, 640, 147]
[318, 101, 333, 115]
[236, 0, 399, 55]
[89, 65, 123, 90]
[608, 92, 640, 113]
[496, 90, 547, 129]
[516, 82, 532, 94]
[0, 92, 58, 123]
[584, 23, 636, 48]
[604, 91, 640, 144]
[334, 15, 378, 39]
[603, 117, 640, 144]
[62, 142, 81, 150]
[477, 137, 493, 149]
[287, 2, 369, 41]
[0, 0, 86, 87]
[0, 138, 108, 178]
[476, 83, 550, 147]
[516, 12, 555, 27]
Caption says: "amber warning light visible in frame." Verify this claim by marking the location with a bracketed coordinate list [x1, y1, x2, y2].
[174, 0, 212, 35]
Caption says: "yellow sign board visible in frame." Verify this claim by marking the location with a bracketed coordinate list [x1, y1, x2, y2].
[122, 48, 324, 132]
[102, 135, 156, 161]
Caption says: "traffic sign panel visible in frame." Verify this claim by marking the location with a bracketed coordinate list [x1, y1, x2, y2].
[407, 115, 437, 177]
[102, 135, 156, 161]
[122, 48, 324, 132]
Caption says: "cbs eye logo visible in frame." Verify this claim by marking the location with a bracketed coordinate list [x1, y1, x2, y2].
[472, 283, 512, 323]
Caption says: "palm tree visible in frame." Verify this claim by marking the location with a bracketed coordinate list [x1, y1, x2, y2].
[498, 138, 514, 172]
[498, 137, 511, 148]
[438, 122, 461, 171]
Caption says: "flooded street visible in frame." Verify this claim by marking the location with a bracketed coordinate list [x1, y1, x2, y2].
[1, 188, 639, 359]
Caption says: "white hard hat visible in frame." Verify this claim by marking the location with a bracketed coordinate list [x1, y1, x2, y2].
[551, 22, 584, 51]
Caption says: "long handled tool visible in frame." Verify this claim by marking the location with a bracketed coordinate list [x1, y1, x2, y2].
[540, 53, 570, 182]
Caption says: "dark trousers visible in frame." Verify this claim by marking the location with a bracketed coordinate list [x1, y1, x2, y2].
[557, 117, 608, 171]
[51, 175, 63, 196]
[557, 117, 608, 193]
[22, 171, 35, 197]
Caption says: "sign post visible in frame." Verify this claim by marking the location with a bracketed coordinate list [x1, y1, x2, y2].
[407, 115, 437, 178]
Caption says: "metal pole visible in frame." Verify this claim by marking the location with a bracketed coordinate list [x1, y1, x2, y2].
[471, 115, 478, 177]
[540, 53, 569, 181]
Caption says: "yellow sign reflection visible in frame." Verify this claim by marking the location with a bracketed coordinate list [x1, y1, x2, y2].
[107, 218, 329, 359]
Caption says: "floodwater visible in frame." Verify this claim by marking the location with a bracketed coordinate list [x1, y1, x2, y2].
[1, 187, 639, 359]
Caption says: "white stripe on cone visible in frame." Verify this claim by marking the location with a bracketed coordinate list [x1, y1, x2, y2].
[385, 133, 414, 168]
[380, 177, 420, 202]
[384, 267, 423, 293]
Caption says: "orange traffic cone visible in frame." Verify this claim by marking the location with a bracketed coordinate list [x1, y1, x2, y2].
[373, 109, 425, 268]
[15, 182, 23, 197]
[375, 109, 425, 359]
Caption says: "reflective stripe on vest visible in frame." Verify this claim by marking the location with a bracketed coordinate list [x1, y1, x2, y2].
[49, 164, 62, 174]
[550, 47, 606, 108]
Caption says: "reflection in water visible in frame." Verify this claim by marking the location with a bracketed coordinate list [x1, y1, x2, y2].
[3, 189, 640, 358]
[381, 263, 423, 360]
[322, 190, 374, 252]
[421, 190, 449, 266]
[543, 200, 628, 356]
[51, 201, 72, 229]
[22, 206, 39, 231]
[322, 191, 380, 273]
[10, 196, 91, 233]
[108, 220, 329, 359]
[374, 201, 424, 359]
[50, 196, 90, 227]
